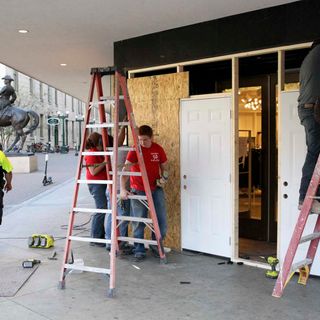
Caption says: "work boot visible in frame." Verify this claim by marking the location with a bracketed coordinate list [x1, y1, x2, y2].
[133, 253, 145, 262]
[298, 200, 320, 214]
[149, 244, 160, 258]
[119, 242, 134, 255]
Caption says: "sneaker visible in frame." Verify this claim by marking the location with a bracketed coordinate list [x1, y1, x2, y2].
[119, 243, 134, 255]
[149, 245, 160, 258]
[133, 253, 146, 262]
[90, 242, 106, 247]
[298, 200, 320, 214]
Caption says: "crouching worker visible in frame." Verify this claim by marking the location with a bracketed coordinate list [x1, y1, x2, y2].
[0, 144, 13, 225]
[120, 125, 168, 262]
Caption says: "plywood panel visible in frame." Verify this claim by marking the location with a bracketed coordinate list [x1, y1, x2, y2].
[128, 72, 189, 249]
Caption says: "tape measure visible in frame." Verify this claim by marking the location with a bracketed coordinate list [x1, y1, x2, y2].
[28, 234, 54, 249]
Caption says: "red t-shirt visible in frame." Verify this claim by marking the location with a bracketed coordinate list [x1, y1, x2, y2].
[127, 142, 167, 191]
[84, 148, 108, 180]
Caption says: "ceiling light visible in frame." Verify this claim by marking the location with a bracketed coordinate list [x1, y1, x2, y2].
[18, 29, 29, 34]
[60, 63, 67, 67]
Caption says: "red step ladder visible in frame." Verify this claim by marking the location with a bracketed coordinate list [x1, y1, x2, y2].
[58, 67, 166, 297]
[272, 155, 320, 297]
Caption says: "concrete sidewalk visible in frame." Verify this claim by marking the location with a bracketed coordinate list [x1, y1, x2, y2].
[5, 151, 79, 206]
[1, 172, 320, 319]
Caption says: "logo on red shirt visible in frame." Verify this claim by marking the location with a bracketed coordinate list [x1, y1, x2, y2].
[151, 153, 159, 162]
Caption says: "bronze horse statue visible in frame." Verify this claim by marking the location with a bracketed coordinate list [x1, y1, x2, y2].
[0, 105, 39, 152]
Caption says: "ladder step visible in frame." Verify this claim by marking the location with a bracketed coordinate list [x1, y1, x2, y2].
[110, 171, 142, 176]
[300, 232, 320, 244]
[86, 123, 114, 129]
[100, 95, 124, 101]
[89, 101, 112, 106]
[69, 236, 111, 244]
[82, 151, 113, 156]
[107, 146, 135, 151]
[117, 194, 147, 201]
[290, 258, 313, 273]
[73, 207, 112, 214]
[77, 179, 113, 185]
[117, 215, 153, 224]
[65, 264, 110, 274]
[117, 236, 157, 245]
[86, 122, 129, 129]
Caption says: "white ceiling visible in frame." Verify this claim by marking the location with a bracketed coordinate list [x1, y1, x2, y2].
[1, 0, 296, 101]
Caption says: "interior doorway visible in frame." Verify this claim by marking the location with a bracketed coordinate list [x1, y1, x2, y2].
[237, 54, 278, 262]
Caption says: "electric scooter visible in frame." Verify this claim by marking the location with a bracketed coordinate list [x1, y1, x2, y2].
[42, 154, 53, 186]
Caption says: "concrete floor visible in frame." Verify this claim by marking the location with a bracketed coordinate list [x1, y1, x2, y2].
[1, 153, 320, 320]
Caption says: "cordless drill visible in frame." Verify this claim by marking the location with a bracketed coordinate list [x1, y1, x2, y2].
[265, 256, 279, 279]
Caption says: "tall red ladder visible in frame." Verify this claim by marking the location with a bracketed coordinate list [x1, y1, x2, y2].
[58, 67, 167, 297]
[272, 154, 320, 297]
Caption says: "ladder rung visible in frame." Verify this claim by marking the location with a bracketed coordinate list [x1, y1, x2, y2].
[86, 122, 129, 129]
[77, 179, 113, 185]
[290, 258, 313, 273]
[65, 264, 110, 274]
[86, 123, 114, 129]
[89, 101, 111, 106]
[117, 236, 157, 245]
[117, 216, 153, 223]
[107, 146, 135, 151]
[73, 207, 112, 214]
[100, 95, 124, 101]
[69, 236, 111, 244]
[117, 194, 148, 201]
[300, 232, 320, 244]
[110, 171, 142, 176]
[82, 151, 113, 156]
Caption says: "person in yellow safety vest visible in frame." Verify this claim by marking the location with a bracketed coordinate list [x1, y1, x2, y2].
[0, 144, 13, 225]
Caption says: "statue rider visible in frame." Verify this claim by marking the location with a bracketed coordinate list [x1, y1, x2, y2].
[0, 75, 17, 111]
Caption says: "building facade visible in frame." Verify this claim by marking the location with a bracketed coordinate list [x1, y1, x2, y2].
[114, 0, 320, 273]
[1, 64, 86, 150]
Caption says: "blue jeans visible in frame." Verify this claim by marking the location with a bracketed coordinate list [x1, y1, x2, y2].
[298, 105, 320, 203]
[131, 187, 167, 255]
[105, 195, 130, 241]
[88, 184, 107, 239]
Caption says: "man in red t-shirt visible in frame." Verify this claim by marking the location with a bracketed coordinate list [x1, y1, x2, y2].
[120, 125, 168, 261]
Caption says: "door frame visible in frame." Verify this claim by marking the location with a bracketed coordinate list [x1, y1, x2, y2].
[237, 74, 278, 242]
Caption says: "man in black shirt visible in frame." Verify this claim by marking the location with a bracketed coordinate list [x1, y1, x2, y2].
[298, 39, 320, 213]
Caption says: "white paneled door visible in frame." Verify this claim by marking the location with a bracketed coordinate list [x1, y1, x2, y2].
[180, 95, 232, 257]
[279, 91, 320, 276]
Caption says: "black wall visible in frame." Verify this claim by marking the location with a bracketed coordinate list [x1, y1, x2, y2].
[114, 0, 320, 72]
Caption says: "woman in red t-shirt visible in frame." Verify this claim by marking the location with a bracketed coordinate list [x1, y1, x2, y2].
[84, 132, 108, 246]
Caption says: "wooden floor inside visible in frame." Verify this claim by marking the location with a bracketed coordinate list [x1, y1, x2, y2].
[239, 238, 277, 263]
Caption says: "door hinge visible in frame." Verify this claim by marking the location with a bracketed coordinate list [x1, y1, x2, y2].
[229, 237, 231, 246]
[230, 110, 232, 119]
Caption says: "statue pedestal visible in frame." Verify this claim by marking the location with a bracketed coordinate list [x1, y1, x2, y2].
[5, 152, 38, 173]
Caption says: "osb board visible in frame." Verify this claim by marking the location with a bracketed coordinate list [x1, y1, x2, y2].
[128, 72, 189, 249]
